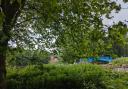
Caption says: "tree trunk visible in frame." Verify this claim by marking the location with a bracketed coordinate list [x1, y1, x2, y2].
[0, 31, 9, 89]
[0, 0, 26, 89]
[0, 42, 8, 89]
[0, 20, 14, 89]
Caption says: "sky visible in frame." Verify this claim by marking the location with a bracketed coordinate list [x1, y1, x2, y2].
[103, 0, 128, 26]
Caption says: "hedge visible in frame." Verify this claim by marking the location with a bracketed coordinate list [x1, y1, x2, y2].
[7, 64, 128, 89]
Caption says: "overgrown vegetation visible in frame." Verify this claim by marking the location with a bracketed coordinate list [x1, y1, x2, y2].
[112, 57, 128, 67]
[7, 49, 50, 66]
[7, 64, 128, 89]
[1, 0, 128, 89]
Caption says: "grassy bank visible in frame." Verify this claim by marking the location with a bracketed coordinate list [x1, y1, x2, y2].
[112, 57, 128, 67]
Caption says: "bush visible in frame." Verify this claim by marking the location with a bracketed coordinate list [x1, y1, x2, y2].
[105, 71, 128, 89]
[7, 49, 50, 66]
[7, 64, 108, 89]
[7, 64, 128, 89]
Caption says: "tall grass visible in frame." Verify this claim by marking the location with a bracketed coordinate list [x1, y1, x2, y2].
[112, 57, 128, 66]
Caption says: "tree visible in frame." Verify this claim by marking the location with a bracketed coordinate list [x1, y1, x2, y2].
[108, 22, 128, 57]
[0, 0, 26, 88]
[53, 1, 119, 61]
[0, 0, 124, 88]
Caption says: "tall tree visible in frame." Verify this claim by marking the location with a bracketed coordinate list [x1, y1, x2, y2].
[0, 0, 26, 89]
[53, 0, 119, 61]
[0, 0, 123, 88]
[108, 22, 128, 57]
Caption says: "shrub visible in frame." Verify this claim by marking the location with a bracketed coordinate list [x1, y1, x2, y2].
[7, 64, 128, 89]
[7, 64, 107, 89]
[105, 71, 128, 89]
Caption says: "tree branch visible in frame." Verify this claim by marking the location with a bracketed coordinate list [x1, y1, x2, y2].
[15, 17, 41, 27]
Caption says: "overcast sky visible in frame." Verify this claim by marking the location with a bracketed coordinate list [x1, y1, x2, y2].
[103, 0, 128, 26]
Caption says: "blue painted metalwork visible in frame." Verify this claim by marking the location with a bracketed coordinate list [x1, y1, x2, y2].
[87, 57, 94, 62]
[98, 56, 112, 62]
[79, 55, 112, 63]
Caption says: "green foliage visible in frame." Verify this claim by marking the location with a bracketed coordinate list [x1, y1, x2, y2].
[106, 71, 128, 89]
[10, 0, 119, 49]
[106, 22, 128, 57]
[112, 57, 128, 66]
[1, 0, 124, 62]
[7, 64, 108, 89]
[108, 22, 128, 46]
[59, 46, 80, 63]
[1, 0, 128, 89]
[58, 21, 128, 62]
[7, 64, 128, 89]
[7, 49, 50, 66]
